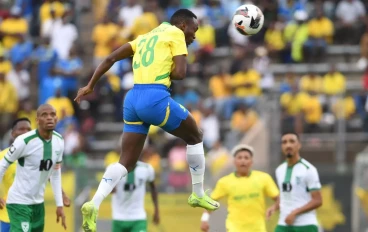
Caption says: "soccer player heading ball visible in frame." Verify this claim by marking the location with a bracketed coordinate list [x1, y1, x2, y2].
[75, 9, 219, 232]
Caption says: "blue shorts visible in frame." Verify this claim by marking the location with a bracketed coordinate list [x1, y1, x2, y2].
[123, 84, 189, 134]
[0, 221, 10, 232]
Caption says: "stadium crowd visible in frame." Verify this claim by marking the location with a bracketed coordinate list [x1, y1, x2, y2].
[0, 0, 368, 190]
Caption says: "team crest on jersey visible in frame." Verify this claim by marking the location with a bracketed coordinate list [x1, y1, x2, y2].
[21, 222, 29, 232]
[295, 176, 301, 185]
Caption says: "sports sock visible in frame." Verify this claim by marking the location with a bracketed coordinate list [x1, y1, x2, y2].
[92, 163, 128, 208]
[186, 142, 205, 197]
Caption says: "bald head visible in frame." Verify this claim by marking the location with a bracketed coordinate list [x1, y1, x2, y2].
[37, 104, 55, 116]
[36, 104, 57, 131]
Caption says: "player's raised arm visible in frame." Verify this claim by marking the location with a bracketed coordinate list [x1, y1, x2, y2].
[74, 42, 134, 103]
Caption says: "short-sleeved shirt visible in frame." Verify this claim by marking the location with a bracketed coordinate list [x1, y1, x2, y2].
[3, 129, 64, 205]
[211, 171, 279, 232]
[276, 159, 321, 226]
[112, 161, 155, 221]
[129, 22, 188, 88]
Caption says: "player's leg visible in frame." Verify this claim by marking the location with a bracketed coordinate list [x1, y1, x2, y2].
[0, 221, 11, 232]
[159, 99, 219, 210]
[82, 88, 149, 232]
[6, 204, 32, 232]
[130, 220, 147, 232]
[30, 203, 45, 232]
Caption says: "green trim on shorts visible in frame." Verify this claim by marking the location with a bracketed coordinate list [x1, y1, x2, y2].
[112, 219, 147, 232]
[275, 225, 318, 232]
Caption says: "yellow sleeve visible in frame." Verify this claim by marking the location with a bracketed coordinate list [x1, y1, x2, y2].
[169, 28, 188, 57]
[39, 4, 48, 23]
[280, 93, 290, 107]
[263, 174, 279, 198]
[92, 26, 98, 42]
[338, 73, 346, 91]
[128, 38, 138, 53]
[8, 84, 18, 113]
[211, 178, 228, 200]
[324, 19, 334, 37]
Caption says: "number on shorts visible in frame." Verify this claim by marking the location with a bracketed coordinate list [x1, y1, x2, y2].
[133, 35, 159, 69]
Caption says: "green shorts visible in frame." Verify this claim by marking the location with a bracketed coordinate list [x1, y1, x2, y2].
[6, 203, 45, 232]
[275, 225, 318, 232]
[112, 220, 147, 232]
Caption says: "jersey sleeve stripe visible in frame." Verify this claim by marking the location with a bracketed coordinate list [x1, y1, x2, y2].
[308, 188, 321, 192]
[124, 120, 144, 125]
[24, 134, 38, 144]
[56, 161, 62, 164]
[4, 157, 13, 164]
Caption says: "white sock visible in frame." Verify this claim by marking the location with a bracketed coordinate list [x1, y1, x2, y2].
[92, 163, 127, 208]
[186, 142, 205, 197]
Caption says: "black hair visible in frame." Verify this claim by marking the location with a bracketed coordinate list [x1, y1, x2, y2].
[170, 9, 197, 25]
[281, 131, 300, 141]
[12, 118, 31, 129]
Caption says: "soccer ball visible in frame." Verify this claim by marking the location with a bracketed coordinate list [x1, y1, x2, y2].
[232, 4, 264, 36]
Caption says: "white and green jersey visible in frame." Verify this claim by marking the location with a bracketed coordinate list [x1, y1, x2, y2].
[112, 161, 155, 221]
[275, 158, 321, 226]
[4, 129, 64, 205]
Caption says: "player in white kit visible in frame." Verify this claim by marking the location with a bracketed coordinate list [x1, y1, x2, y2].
[0, 104, 67, 231]
[268, 132, 323, 232]
[110, 161, 159, 232]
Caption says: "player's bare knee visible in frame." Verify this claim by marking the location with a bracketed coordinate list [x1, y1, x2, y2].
[186, 129, 203, 145]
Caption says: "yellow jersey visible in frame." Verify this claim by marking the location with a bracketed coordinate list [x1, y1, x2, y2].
[0, 148, 16, 223]
[129, 22, 188, 88]
[211, 171, 279, 232]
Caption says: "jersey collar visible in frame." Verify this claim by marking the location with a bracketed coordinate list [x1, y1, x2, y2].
[36, 129, 52, 143]
[234, 170, 252, 178]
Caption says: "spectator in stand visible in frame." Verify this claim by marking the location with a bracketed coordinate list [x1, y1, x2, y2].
[187, 104, 202, 126]
[9, 34, 33, 66]
[166, 0, 182, 20]
[302, 91, 322, 133]
[207, 0, 229, 46]
[51, 12, 78, 59]
[323, 64, 346, 97]
[300, 70, 323, 94]
[141, 146, 162, 178]
[280, 84, 309, 133]
[0, 52, 12, 75]
[201, 105, 220, 149]
[39, 0, 65, 24]
[6, 61, 30, 102]
[168, 139, 190, 191]
[284, 10, 309, 63]
[0, 6, 28, 50]
[0, 72, 18, 134]
[230, 103, 259, 133]
[231, 62, 261, 106]
[335, 0, 366, 44]
[130, 4, 159, 39]
[305, 9, 333, 63]
[209, 66, 232, 118]
[280, 70, 298, 94]
[264, 21, 285, 61]
[113, 19, 130, 49]
[41, 7, 62, 38]
[14, 0, 34, 22]
[190, 0, 207, 20]
[195, 18, 215, 66]
[172, 85, 200, 107]
[332, 95, 356, 120]
[278, 0, 306, 22]
[118, 0, 143, 29]
[92, 16, 118, 66]
[253, 46, 274, 92]
[357, 26, 368, 70]
[206, 141, 230, 176]
[47, 88, 74, 120]
[17, 99, 37, 129]
[53, 46, 82, 98]
[32, 37, 58, 84]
